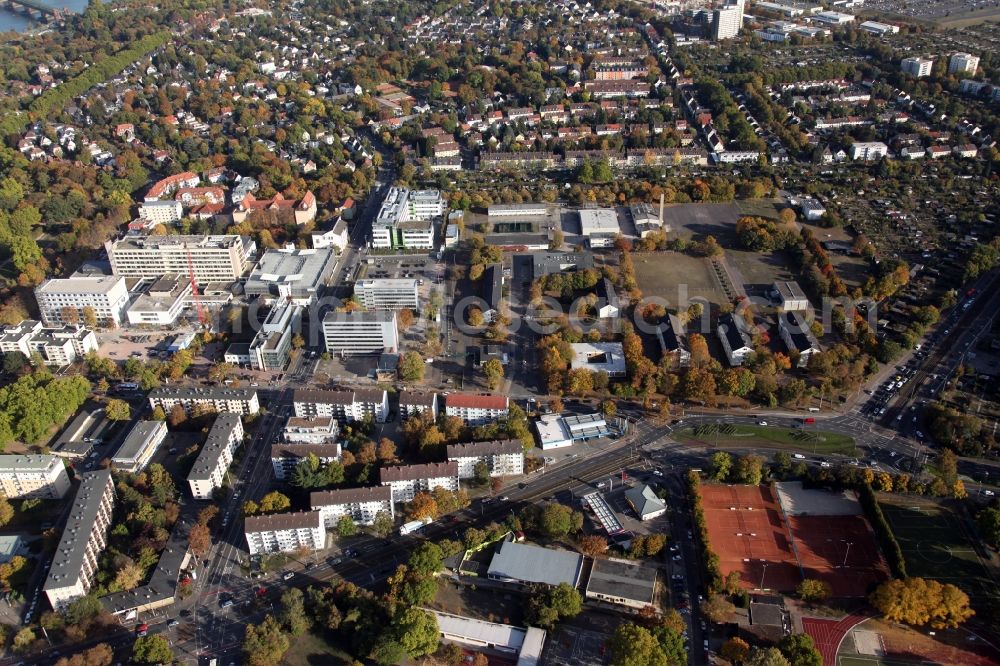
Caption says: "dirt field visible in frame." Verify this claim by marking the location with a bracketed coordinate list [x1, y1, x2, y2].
[632, 252, 728, 308]
[787, 514, 889, 597]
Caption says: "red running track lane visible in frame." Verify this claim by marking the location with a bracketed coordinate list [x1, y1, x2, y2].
[802, 614, 868, 666]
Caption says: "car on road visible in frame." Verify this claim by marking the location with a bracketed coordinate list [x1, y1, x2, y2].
[653, 469, 663, 477]
[167, 619, 180, 628]
[757, 421, 768, 426]
[220, 599, 234, 609]
[136, 623, 149, 637]
[282, 572, 295, 580]
[498, 495, 510, 502]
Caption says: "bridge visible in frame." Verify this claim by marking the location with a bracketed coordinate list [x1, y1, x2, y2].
[1, 0, 67, 22]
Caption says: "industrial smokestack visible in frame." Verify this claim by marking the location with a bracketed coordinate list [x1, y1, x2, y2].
[659, 192, 665, 228]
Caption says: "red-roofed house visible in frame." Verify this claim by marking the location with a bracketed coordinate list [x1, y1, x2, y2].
[444, 393, 509, 426]
[144, 172, 200, 201]
[231, 191, 317, 226]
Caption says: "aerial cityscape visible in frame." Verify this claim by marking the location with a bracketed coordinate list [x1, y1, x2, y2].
[0, 0, 996, 664]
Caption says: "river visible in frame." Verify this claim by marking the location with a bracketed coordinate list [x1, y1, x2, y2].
[0, 0, 88, 33]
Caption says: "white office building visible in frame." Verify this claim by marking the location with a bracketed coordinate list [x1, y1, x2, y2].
[444, 393, 510, 426]
[901, 57, 933, 78]
[111, 421, 168, 473]
[148, 386, 260, 416]
[0, 320, 98, 366]
[125, 274, 193, 327]
[713, 4, 743, 40]
[244, 247, 338, 305]
[372, 187, 444, 250]
[43, 469, 115, 610]
[578, 209, 621, 248]
[354, 279, 419, 311]
[849, 142, 888, 161]
[0, 455, 71, 499]
[948, 53, 979, 75]
[35, 276, 130, 327]
[380, 462, 460, 503]
[105, 235, 255, 283]
[321, 311, 399, 356]
[569, 342, 627, 378]
[446, 439, 525, 479]
[247, 303, 300, 371]
[137, 200, 183, 225]
[187, 413, 244, 500]
[311, 486, 394, 527]
[244, 511, 324, 555]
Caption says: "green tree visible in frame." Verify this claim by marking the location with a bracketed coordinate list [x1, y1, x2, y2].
[372, 510, 394, 538]
[131, 635, 173, 665]
[399, 351, 425, 382]
[778, 634, 822, 666]
[280, 588, 309, 636]
[482, 358, 504, 390]
[0, 494, 14, 528]
[526, 583, 583, 629]
[977, 507, 1000, 549]
[710, 451, 732, 482]
[607, 623, 667, 666]
[733, 455, 765, 485]
[259, 491, 291, 514]
[243, 615, 290, 666]
[539, 503, 579, 538]
[336, 515, 358, 538]
[393, 607, 440, 658]
[747, 647, 791, 666]
[797, 579, 832, 603]
[472, 460, 490, 486]
[104, 398, 131, 421]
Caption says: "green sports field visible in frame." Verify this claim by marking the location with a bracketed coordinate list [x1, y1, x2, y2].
[675, 423, 858, 456]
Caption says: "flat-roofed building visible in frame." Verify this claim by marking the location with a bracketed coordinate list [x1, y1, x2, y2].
[771, 280, 810, 311]
[244, 511, 324, 555]
[138, 200, 183, 225]
[43, 469, 115, 610]
[354, 279, 419, 311]
[488, 203, 549, 218]
[311, 486, 394, 527]
[248, 303, 300, 370]
[399, 391, 437, 421]
[431, 610, 547, 665]
[380, 462, 460, 503]
[322, 310, 399, 356]
[244, 247, 338, 305]
[949, 52, 980, 75]
[585, 558, 658, 610]
[35, 276, 130, 327]
[578, 209, 620, 248]
[487, 539, 584, 587]
[901, 57, 933, 78]
[271, 441, 342, 481]
[148, 386, 260, 416]
[445, 393, 510, 426]
[849, 141, 888, 161]
[372, 187, 444, 249]
[187, 414, 244, 500]
[105, 235, 255, 283]
[292, 388, 389, 423]
[111, 421, 168, 473]
[0, 320, 98, 366]
[125, 274, 192, 326]
[569, 342, 626, 378]
[447, 439, 524, 479]
[0, 455, 70, 499]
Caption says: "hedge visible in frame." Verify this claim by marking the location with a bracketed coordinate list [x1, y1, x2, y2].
[857, 482, 908, 579]
[687, 470, 724, 594]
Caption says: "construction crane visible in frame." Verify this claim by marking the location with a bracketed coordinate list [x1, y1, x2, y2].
[186, 246, 207, 328]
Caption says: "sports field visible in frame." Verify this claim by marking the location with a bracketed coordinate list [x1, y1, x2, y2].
[677, 424, 858, 456]
[878, 494, 998, 606]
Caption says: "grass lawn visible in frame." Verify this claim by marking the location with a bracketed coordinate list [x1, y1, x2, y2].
[736, 198, 783, 220]
[838, 657, 918, 666]
[675, 424, 858, 456]
[281, 630, 354, 666]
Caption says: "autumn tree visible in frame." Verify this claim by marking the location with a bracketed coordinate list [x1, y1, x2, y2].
[243, 615, 290, 666]
[482, 358, 504, 390]
[578, 535, 609, 557]
[104, 398, 131, 421]
[259, 491, 291, 514]
[721, 637, 751, 664]
[188, 523, 211, 557]
[870, 578, 973, 629]
[399, 351, 425, 382]
[700, 594, 736, 624]
[797, 579, 832, 603]
[131, 636, 173, 665]
[408, 492, 439, 520]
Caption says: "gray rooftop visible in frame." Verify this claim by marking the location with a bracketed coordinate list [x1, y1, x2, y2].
[187, 413, 243, 483]
[487, 539, 583, 587]
[244, 510, 321, 533]
[245, 247, 337, 297]
[527, 252, 595, 279]
[446, 439, 522, 459]
[43, 469, 113, 592]
[311, 486, 392, 507]
[624, 484, 667, 519]
[0, 454, 62, 473]
[111, 421, 166, 465]
[149, 386, 257, 402]
[586, 558, 658, 605]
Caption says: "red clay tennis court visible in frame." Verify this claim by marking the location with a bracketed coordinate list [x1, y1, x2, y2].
[788, 515, 889, 597]
[700, 484, 801, 593]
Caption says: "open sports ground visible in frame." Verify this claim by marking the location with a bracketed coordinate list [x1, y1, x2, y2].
[878, 494, 999, 607]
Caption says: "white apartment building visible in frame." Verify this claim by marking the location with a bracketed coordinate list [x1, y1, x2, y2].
[111, 421, 168, 473]
[105, 235, 255, 283]
[148, 386, 260, 416]
[354, 279, 419, 311]
[311, 486, 394, 527]
[901, 57, 933, 78]
[271, 441, 342, 481]
[379, 462, 460, 503]
[43, 469, 115, 610]
[137, 200, 183, 225]
[717, 313, 755, 367]
[446, 439, 525, 479]
[126, 274, 192, 327]
[399, 391, 437, 421]
[283, 416, 340, 445]
[948, 53, 979, 75]
[444, 393, 510, 426]
[713, 4, 743, 40]
[372, 187, 444, 250]
[322, 311, 399, 356]
[247, 303, 300, 371]
[0, 320, 98, 366]
[187, 413, 244, 500]
[0, 455, 71, 499]
[34, 276, 130, 327]
[849, 141, 889, 161]
[244, 511, 324, 555]
[292, 388, 389, 424]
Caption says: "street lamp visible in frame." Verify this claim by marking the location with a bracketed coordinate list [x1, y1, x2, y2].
[842, 541, 853, 568]
[759, 560, 770, 591]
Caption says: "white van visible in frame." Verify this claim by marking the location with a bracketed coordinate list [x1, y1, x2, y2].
[793, 454, 806, 460]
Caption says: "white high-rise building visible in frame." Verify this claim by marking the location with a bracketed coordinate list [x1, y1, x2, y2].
[0, 455, 71, 499]
[105, 235, 255, 283]
[354, 279, 420, 311]
[321, 311, 399, 356]
[137, 201, 183, 225]
[948, 53, 979, 75]
[901, 57, 933, 78]
[34, 276, 130, 327]
[713, 4, 743, 40]
[371, 187, 444, 250]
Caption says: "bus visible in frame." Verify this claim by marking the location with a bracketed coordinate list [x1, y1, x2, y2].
[116, 382, 139, 392]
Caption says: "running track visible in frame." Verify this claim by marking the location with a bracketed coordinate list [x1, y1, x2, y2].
[802, 614, 868, 666]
